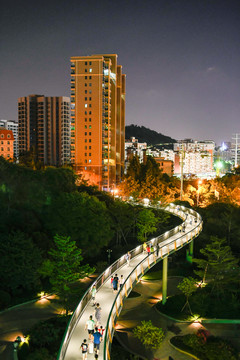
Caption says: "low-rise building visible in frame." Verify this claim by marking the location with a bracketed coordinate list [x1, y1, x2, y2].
[0, 129, 14, 160]
[0, 119, 18, 159]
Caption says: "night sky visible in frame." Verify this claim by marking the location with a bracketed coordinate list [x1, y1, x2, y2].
[1, 0, 239, 144]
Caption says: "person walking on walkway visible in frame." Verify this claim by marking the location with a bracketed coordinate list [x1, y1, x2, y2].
[91, 285, 96, 306]
[110, 275, 114, 289]
[143, 242, 147, 253]
[112, 274, 119, 292]
[93, 327, 102, 355]
[85, 315, 95, 340]
[150, 245, 154, 256]
[120, 275, 125, 288]
[80, 339, 88, 360]
[95, 303, 102, 325]
[179, 224, 182, 232]
[146, 245, 150, 256]
[156, 243, 160, 257]
[125, 251, 131, 266]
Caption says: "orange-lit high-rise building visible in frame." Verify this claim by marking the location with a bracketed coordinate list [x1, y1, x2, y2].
[70, 54, 126, 191]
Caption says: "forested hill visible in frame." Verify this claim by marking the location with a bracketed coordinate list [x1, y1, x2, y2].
[125, 125, 176, 145]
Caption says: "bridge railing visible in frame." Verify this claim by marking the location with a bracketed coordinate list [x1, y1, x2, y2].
[103, 205, 202, 360]
[57, 204, 201, 360]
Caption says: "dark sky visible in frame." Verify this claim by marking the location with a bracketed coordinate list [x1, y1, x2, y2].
[1, 0, 239, 144]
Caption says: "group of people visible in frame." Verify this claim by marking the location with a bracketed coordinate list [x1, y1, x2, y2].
[143, 242, 160, 257]
[82, 314, 105, 359]
[110, 273, 125, 292]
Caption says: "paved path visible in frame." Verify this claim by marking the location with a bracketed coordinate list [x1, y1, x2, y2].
[63, 210, 200, 360]
[116, 278, 240, 360]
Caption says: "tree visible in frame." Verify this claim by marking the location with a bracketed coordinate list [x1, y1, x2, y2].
[193, 236, 239, 296]
[133, 320, 165, 349]
[136, 209, 158, 242]
[0, 231, 42, 297]
[177, 277, 197, 314]
[39, 234, 94, 314]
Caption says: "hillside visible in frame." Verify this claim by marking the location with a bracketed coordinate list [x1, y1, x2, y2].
[125, 124, 176, 145]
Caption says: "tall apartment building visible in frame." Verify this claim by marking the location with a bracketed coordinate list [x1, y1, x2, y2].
[174, 139, 215, 177]
[0, 119, 18, 159]
[18, 95, 70, 166]
[70, 54, 126, 190]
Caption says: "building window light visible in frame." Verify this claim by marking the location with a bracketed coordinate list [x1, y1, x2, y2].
[89, 68, 92, 73]
[89, 159, 91, 163]
[85, 104, 87, 108]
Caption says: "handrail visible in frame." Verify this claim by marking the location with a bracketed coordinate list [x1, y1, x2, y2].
[103, 204, 202, 359]
[57, 203, 202, 360]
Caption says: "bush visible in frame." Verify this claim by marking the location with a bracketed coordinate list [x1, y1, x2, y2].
[171, 335, 238, 360]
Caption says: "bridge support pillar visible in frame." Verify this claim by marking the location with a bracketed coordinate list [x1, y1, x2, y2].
[162, 256, 168, 305]
[186, 240, 194, 263]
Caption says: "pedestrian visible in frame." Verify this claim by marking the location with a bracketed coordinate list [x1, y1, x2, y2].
[143, 242, 147, 253]
[150, 245, 154, 255]
[119, 274, 125, 288]
[95, 303, 102, 325]
[156, 243, 160, 257]
[182, 223, 186, 233]
[190, 218, 192, 225]
[98, 325, 105, 336]
[110, 275, 114, 289]
[94, 354, 99, 359]
[91, 285, 96, 306]
[85, 315, 95, 340]
[125, 251, 131, 266]
[146, 245, 150, 256]
[112, 273, 119, 292]
[179, 224, 182, 232]
[93, 327, 102, 355]
[80, 339, 88, 360]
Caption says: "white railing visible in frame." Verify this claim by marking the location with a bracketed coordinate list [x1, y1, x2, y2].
[57, 203, 202, 360]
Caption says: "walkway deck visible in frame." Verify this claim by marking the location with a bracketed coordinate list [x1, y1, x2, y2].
[59, 204, 202, 360]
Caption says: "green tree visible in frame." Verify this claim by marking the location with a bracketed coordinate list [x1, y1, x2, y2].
[39, 234, 94, 314]
[133, 320, 165, 349]
[177, 277, 197, 314]
[0, 231, 42, 297]
[136, 209, 158, 242]
[193, 236, 239, 295]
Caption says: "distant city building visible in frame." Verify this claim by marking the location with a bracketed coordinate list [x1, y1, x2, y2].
[231, 134, 240, 167]
[70, 54, 125, 190]
[154, 157, 174, 176]
[18, 95, 70, 166]
[0, 119, 18, 159]
[174, 139, 215, 178]
[0, 129, 14, 160]
[125, 137, 147, 171]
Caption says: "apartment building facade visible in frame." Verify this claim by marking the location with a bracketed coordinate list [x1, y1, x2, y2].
[18, 95, 70, 166]
[0, 129, 14, 160]
[0, 119, 18, 159]
[70, 54, 125, 190]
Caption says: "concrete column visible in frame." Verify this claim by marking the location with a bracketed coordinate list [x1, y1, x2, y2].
[162, 256, 168, 305]
[186, 240, 194, 263]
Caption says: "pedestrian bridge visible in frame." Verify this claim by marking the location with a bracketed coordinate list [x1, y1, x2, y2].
[58, 203, 203, 360]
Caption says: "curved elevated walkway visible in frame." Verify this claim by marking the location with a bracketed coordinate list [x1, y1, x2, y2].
[58, 203, 202, 360]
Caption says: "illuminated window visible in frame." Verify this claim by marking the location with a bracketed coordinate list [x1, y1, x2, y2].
[85, 125, 87, 129]
[89, 125, 92, 129]
[85, 104, 87, 108]
[89, 69, 92, 72]
[89, 90, 92, 94]
[84, 166, 87, 170]
[89, 159, 91, 163]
